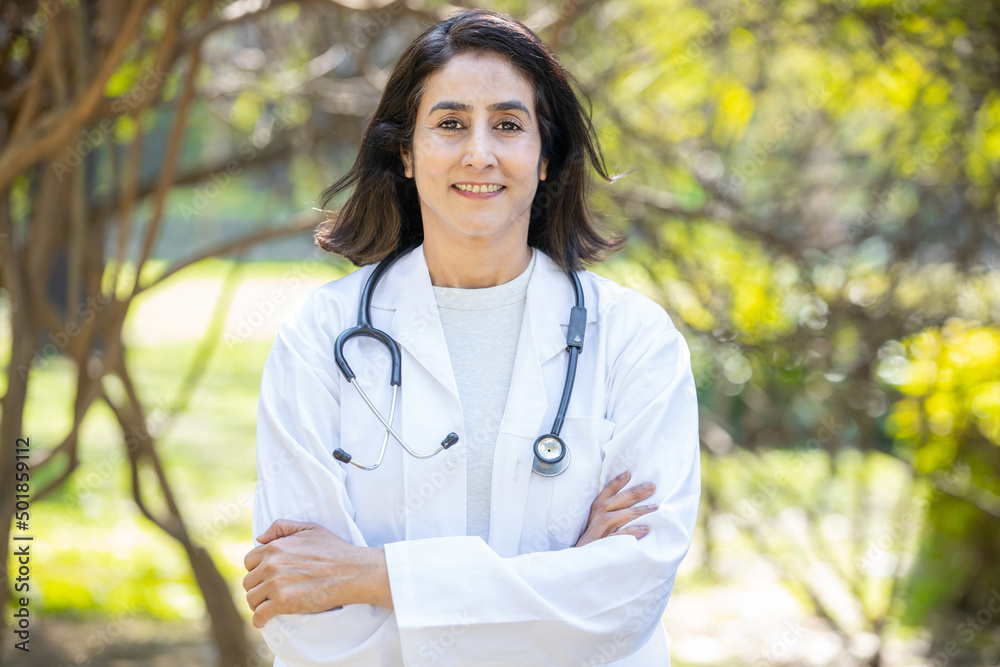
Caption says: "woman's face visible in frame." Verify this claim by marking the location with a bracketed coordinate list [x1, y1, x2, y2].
[401, 51, 548, 252]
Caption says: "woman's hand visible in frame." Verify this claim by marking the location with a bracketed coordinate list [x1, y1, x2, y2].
[242, 519, 392, 629]
[574, 471, 657, 548]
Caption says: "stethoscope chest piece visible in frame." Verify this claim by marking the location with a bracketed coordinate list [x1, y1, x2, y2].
[532, 434, 571, 477]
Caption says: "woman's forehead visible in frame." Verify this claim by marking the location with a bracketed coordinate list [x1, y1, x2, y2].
[419, 52, 536, 113]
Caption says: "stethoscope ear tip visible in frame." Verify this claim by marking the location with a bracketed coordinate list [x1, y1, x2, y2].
[333, 448, 352, 464]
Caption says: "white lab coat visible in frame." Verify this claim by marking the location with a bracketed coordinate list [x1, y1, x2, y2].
[252, 244, 701, 666]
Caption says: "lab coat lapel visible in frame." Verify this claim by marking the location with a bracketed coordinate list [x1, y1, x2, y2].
[373, 246, 466, 540]
[489, 251, 570, 556]
[384, 246, 460, 401]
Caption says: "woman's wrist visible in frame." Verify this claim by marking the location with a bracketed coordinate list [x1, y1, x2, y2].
[348, 546, 393, 610]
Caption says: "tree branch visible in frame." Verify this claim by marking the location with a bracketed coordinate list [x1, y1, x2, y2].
[131, 0, 212, 297]
[0, 0, 153, 190]
[135, 211, 323, 296]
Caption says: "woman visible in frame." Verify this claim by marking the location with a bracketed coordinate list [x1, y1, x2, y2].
[242, 9, 700, 666]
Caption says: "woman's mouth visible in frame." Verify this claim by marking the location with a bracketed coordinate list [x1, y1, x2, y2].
[452, 184, 505, 199]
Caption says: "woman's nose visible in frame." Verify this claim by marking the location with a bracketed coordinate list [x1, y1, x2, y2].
[461, 123, 498, 169]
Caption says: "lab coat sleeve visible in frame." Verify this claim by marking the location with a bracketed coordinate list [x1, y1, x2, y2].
[251, 291, 404, 666]
[384, 297, 701, 666]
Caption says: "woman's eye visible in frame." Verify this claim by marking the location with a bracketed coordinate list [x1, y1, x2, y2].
[436, 119, 523, 133]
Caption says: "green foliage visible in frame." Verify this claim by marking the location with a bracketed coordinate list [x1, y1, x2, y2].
[882, 320, 1000, 468]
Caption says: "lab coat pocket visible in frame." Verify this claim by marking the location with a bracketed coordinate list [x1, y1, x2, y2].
[546, 415, 616, 547]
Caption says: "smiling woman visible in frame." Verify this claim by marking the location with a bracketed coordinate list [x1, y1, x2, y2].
[243, 9, 701, 667]
[313, 8, 622, 273]
[401, 51, 547, 287]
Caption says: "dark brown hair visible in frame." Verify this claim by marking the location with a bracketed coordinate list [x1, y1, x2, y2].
[314, 9, 625, 271]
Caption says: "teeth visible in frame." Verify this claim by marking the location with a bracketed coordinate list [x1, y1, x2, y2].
[455, 184, 503, 193]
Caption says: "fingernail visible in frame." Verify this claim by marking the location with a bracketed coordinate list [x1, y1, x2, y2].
[618, 471, 630, 480]
[641, 482, 655, 491]
[635, 526, 649, 534]
[642, 504, 658, 511]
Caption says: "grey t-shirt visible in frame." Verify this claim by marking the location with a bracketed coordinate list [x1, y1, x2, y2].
[432, 248, 536, 542]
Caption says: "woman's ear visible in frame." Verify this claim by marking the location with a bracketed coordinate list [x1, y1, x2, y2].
[401, 149, 413, 178]
[540, 156, 548, 181]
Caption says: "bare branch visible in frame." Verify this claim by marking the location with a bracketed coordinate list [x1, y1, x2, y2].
[136, 211, 323, 296]
[130, 0, 215, 298]
[176, 0, 305, 56]
[91, 132, 300, 228]
[8, 22, 58, 141]
[0, 0, 154, 189]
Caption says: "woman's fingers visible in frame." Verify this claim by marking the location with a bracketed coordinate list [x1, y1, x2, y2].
[575, 472, 658, 547]
[245, 578, 269, 612]
[613, 524, 650, 539]
[589, 479, 657, 518]
[590, 470, 632, 508]
[255, 519, 314, 545]
[597, 503, 658, 535]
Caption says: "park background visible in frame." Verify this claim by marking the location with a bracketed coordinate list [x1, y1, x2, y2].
[2, 0, 1000, 665]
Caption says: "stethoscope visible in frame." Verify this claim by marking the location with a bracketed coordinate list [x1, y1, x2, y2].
[332, 244, 586, 477]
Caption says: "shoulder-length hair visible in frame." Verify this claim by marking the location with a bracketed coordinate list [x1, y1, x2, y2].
[314, 8, 625, 272]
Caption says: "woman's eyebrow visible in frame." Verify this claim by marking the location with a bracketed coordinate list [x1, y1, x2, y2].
[428, 100, 531, 118]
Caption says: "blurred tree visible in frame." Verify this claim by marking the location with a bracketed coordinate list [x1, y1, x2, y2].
[543, 0, 1000, 661]
[0, 0, 437, 664]
[882, 322, 1000, 637]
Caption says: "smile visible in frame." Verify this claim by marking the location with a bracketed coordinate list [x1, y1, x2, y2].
[452, 183, 505, 199]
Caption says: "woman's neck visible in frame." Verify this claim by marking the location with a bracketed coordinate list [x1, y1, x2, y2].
[423, 237, 532, 289]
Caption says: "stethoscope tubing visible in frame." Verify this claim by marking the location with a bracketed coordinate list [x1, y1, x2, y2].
[332, 244, 584, 473]
[340, 382, 397, 470]
[550, 271, 585, 437]
[334, 243, 414, 386]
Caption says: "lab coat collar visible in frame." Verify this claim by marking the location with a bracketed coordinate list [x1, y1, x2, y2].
[372, 243, 596, 398]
